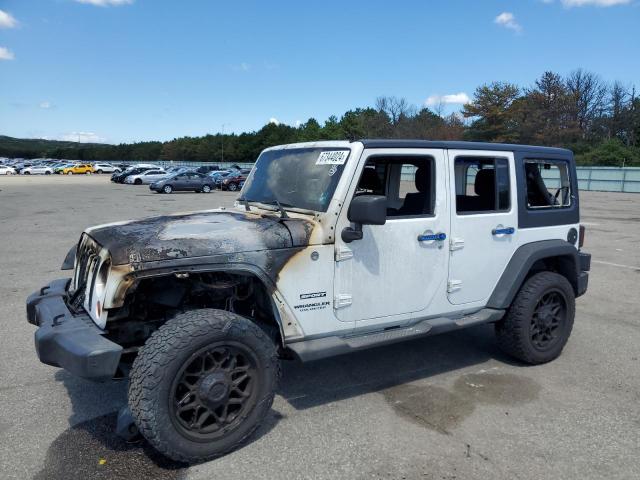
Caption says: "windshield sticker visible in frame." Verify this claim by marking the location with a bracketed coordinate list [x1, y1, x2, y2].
[316, 150, 349, 165]
[328, 165, 338, 176]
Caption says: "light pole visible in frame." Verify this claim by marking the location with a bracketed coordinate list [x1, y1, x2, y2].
[221, 123, 230, 163]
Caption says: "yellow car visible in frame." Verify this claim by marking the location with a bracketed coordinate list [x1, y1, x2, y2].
[61, 164, 95, 175]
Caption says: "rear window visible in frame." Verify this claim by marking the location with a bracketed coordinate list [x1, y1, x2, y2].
[525, 160, 571, 208]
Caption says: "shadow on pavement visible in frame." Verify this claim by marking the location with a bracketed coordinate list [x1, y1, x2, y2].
[279, 324, 521, 410]
[35, 323, 516, 478]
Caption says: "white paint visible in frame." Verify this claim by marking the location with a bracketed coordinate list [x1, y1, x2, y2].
[592, 260, 639, 270]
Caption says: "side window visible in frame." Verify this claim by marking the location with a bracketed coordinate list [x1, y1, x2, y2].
[455, 157, 510, 214]
[525, 160, 571, 208]
[354, 155, 435, 218]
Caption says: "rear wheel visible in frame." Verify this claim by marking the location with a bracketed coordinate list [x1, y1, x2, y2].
[67, 171, 73, 175]
[495, 271, 575, 365]
[228, 183, 238, 192]
[45, 171, 51, 175]
[97, 169, 103, 174]
[202, 184, 212, 193]
[134, 178, 142, 185]
[128, 309, 279, 463]
[86, 171, 92, 175]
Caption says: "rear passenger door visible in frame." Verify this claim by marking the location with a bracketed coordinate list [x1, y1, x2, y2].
[447, 150, 518, 305]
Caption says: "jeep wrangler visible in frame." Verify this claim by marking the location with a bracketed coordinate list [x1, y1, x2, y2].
[27, 140, 590, 462]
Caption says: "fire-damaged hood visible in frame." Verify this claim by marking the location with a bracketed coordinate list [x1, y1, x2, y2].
[85, 210, 314, 266]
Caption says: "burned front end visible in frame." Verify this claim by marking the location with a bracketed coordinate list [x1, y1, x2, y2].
[26, 210, 315, 381]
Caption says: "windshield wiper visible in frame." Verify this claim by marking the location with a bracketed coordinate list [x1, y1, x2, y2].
[237, 196, 251, 212]
[261, 199, 290, 219]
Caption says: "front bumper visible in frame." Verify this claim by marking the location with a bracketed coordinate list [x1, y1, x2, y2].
[26, 279, 122, 382]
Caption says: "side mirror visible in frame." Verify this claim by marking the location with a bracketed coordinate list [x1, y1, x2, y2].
[342, 195, 387, 243]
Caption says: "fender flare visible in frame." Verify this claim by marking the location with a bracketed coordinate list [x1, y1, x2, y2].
[486, 239, 579, 309]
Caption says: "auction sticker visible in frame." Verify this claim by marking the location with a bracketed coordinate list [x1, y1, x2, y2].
[316, 150, 349, 165]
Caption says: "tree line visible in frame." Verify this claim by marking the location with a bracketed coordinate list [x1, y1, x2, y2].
[3, 69, 639, 166]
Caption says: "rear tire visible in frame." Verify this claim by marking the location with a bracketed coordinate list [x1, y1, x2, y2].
[495, 271, 575, 365]
[202, 184, 212, 193]
[135, 178, 142, 185]
[67, 171, 73, 175]
[228, 183, 238, 192]
[128, 309, 280, 463]
[97, 169, 103, 174]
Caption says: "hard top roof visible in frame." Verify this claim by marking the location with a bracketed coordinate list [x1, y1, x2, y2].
[357, 139, 572, 156]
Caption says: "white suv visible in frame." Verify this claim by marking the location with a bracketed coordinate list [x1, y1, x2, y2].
[21, 165, 54, 175]
[93, 163, 121, 174]
[27, 140, 590, 463]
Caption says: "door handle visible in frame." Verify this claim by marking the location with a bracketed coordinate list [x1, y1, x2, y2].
[418, 232, 447, 242]
[492, 226, 515, 236]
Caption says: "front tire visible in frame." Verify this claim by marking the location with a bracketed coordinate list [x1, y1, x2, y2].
[97, 169, 103, 174]
[128, 309, 280, 463]
[67, 171, 73, 175]
[495, 272, 575, 365]
[228, 183, 238, 192]
[202, 184, 212, 193]
[163, 184, 173, 194]
[134, 178, 142, 185]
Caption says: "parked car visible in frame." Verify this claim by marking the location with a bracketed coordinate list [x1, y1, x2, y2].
[212, 170, 234, 188]
[21, 165, 54, 175]
[111, 165, 157, 183]
[149, 171, 213, 193]
[220, 170, 249, 191]
[61, 164, 95, 175]
[26, 140, 591, 463]
[196, 165, 221, 174]
[124, 169, 167, 185]
[13, 162, 34, 174]
[0, 165, 16, 175]
[93, 163, 121, 174]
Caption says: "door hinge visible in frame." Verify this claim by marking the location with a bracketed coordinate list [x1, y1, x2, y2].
[450, 238, 465, 251]
[335, 246, 353, 262]
[447, 280, 463, 293]
[334, 294, 353, 309]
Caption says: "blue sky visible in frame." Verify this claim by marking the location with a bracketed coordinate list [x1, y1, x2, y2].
[0, 0, 638, 144]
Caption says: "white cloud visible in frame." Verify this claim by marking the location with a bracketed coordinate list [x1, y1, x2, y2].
[0, 9, 18, 28]
[268, 118, 280, 126]
[40, 101, 53, 109]
[60, 132, 106, 143]
[560, 0, 631, 6]
[494, 12, 522, 33]
[425, 92, 470, 106]
[74, 0, 134, 6]
[0, 46, 15, 60]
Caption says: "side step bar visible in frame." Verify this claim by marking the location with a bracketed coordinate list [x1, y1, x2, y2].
[288, 308, 505, 362]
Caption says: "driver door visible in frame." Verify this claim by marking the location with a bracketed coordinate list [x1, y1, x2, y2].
[333, 148, 449, 329]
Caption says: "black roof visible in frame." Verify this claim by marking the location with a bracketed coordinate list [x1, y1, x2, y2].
[357, 139, 572, 156]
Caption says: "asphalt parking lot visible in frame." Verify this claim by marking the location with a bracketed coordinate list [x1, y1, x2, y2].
[0, 175, 638, 480]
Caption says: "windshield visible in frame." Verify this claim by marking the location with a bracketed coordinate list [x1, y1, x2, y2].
[241, 147, 350, 212]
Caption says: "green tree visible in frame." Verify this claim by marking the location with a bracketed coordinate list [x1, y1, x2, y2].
[463, 82, 521, 142]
